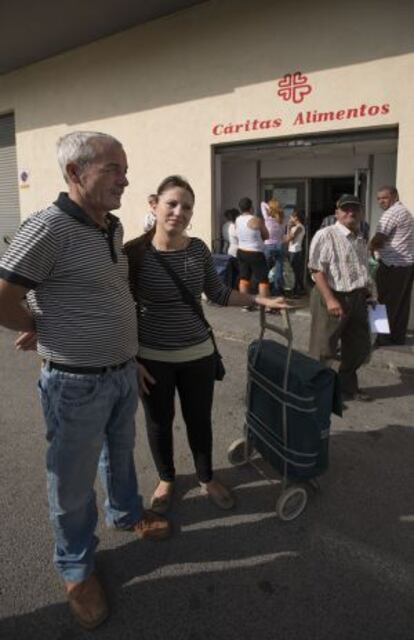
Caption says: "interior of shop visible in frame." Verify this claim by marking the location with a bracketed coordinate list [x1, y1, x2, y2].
[214, 128, 398, 248]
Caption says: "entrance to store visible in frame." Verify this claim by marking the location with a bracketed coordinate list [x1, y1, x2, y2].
[213, 127, 397, 247]
[213, 127, 397, 291]
[263, 173, 370, 234]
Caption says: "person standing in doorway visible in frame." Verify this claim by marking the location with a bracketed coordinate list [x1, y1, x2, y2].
[221, 208, 239, 257]
[143, 193, 158, 232]
[321, 208, 370, 242]
[0, 131, 171, 630]
[308, 194, 373, 402]
[285, 209, 306, 297]
[236, 197, 269, 311]
[261, 199, 285, 295]
[369, 186, 414, 346]
[221, 208, 240, 288]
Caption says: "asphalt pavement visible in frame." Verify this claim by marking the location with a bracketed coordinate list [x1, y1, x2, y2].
[0, 307, 413, 640]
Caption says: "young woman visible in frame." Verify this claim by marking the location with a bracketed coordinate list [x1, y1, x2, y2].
[261, 199, 285, 295]
[125, 176, 288, 514]
[285, 209, 306, 297]
[221, 208, 239, 258]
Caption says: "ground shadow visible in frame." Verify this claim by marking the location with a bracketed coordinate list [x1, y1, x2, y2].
[363, 366, 414, 400]
[1, 424, 413, 640]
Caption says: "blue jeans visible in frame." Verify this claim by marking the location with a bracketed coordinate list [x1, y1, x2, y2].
[38, 360, 143, 582]
[264, 244, 284, 294]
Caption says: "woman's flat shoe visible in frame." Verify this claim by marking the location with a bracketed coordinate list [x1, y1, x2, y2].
[150, 484, 174, 514]
[200, 483, 235, 510]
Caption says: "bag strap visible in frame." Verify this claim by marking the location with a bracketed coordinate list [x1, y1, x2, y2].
[150, 246, 220, 353]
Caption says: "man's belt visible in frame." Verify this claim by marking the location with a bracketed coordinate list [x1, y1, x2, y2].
[44, 359, 131, 375]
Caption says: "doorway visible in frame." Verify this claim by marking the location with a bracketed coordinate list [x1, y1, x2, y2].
[309, 176, 354, 235]
[214, 127, 397, 292]
[261, 179, 307, 224]
[214, 126, 397, 245]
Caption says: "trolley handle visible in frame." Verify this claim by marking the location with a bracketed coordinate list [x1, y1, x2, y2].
[259, 306, 293, 347]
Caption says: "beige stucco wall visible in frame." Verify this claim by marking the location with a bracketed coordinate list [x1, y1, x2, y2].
[0, 0, 413, 244]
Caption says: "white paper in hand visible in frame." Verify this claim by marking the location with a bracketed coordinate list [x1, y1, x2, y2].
[368, 304, 390, 334]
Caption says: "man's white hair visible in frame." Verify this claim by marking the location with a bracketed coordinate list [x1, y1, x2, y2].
[56, 131, 122, 181]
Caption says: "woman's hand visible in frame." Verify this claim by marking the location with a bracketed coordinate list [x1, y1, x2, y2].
[137, 362, 156, 396]
[256, 295, 293, 309]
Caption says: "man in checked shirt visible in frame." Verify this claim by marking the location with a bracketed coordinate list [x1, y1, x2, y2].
[308, 194, 374, 402]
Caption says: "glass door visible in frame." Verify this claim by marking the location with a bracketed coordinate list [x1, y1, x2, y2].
[261, 180, 307, 226]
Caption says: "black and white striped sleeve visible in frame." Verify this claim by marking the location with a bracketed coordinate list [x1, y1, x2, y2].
[0, 216, 58, 289]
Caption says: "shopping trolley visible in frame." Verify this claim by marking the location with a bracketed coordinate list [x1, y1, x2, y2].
[227, 307, 341, 521]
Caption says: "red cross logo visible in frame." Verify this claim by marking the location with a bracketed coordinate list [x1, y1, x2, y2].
[277, 72, 312, 104]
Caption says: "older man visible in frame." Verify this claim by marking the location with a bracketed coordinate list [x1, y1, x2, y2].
[0, 131, 171, 630]
[308, 194, 372, 402]
[370, 186, 414, 346]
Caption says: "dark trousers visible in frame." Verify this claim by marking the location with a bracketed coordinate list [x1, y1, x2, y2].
[376, 261, 414, 344]
[237, 249, 269, 284]
[288, 251, 305, 294]
[139, 354, 216, 483]
[309, 287, 371, 395]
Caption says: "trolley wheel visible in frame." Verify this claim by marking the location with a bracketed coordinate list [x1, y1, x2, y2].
[276, 486, 308, 521]
[227, 438, 250, 466]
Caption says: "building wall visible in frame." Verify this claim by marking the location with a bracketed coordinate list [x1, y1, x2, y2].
[222, 160, 258, 213]
[371, 153, 400, 229]
[0, 0, 413, 247]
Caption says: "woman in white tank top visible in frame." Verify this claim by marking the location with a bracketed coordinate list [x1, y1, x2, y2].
[235, 197, 270, 306]
[285, 209, 306, 296]
[236, 214, 265, 252]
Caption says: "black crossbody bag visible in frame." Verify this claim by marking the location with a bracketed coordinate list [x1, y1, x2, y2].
[150, 247, 226, 381]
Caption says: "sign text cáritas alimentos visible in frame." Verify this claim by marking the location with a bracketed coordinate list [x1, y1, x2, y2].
[212, 103, 390, 136]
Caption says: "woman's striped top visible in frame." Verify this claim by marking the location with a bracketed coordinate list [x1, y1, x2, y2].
[126, 237, 232, 351]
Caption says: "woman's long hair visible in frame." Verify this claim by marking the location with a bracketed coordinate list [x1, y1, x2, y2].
[267, 199, 284, 224]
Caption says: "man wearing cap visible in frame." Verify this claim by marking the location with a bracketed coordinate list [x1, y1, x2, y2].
[320, 211, 370, 242]
[369, 186, 414, 346]
[0, 131, 171, 630]
[308, 194, 373, 401]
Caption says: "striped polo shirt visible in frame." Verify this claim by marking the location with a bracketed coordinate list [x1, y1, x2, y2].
[309, 222, 370, 292]
[0, 193, 138, 366]
[376, 201, 414, 266]
[125, 238, 231, 354]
